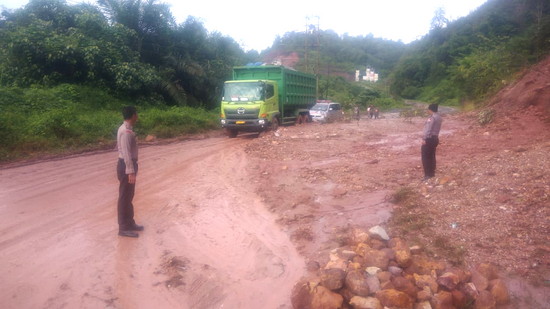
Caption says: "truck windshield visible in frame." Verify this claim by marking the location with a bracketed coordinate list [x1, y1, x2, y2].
[223, 82, 264, 102]
[311, 104, 329, 111]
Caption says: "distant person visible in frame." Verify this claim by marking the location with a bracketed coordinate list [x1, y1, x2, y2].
[368, 105, 375, 119]
[374, 107, 379, 119]
[367, 106, 371, 118]
[116, 106, 144, 237]
[421, 104, 442, 181]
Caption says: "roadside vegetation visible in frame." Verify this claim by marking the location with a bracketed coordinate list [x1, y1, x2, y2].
[388, 0, 550, 106]
[1, 0, 548, 162]
[0, 84, 218, 161]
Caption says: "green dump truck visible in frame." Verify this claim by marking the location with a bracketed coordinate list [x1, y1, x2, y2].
[220, 65, 317, 137]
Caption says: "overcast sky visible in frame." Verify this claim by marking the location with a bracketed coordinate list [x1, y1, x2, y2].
[1, 0, 488, 51]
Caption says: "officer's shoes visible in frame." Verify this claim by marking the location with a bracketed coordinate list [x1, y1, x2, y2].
[118, 230, 139, 238]
[129, 224, 144, 231]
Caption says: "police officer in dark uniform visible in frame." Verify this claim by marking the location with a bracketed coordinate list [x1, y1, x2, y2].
[421, 104, 442, 180]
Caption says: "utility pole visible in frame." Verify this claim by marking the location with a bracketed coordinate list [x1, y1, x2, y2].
[304, 16, 320, 75]
[305, 17, 308, 73]
[305, 16, 321, 98]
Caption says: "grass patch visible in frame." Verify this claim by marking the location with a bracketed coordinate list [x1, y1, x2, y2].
[389, 186, 431, 233]
[433, 236, 467, 265]
[477, 108, 495, 126]
[0, 84, 220, 162]
[390, 186, 415, 204]
[389, 186, 468, 266]
[138, 106, 218, 138]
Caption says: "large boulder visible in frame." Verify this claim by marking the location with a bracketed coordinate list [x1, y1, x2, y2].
[489, 279, 510, 305]
[366, 275, 381, 294]
[407, 255, 446, 276]
[351, 228, 370, 244]
[390, 238, 413, 268]
[375, 289, 413, 309]
[476, 263, 499, 281]
[339, 288, 356, 303]
[345, 270, 371, 296]
[474, 290, 496, 309]
[331, 247, 357, 261]
[381, 247, 396, 261]
[388, 237, 407, 249]
[395, 247, 412, 268]
[366, 267, 381, 276]
[376, 271, 392, 283]
[446, 267, 471, 283]
[311, 285, 344, 309]
[325, 258, 348, 272]
[471, 270, 489, 291]
[431, 290, 454, 309]
[417, 286, 433, 301]
[437, 272, 460, 290]
[368, 225, 390, 241]
[368, 238, 387, 250]
[349, 296, 382, 309]
[415, 301, 433, 309]
[291, 281, 313, 309]
[363, 249, 390, 269]
[320, 268, 347, 291]
[414, 273, 438, 293]
[291, 282, 344, 309]
[392, 276, 418, 298]
[389, 265, 404, 276]
[452, 290, 468, 308]
[355, 243, 371, 260]
[460, 282, 479, 304]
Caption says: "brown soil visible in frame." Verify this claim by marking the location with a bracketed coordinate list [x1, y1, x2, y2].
[1, 57, 549, 308]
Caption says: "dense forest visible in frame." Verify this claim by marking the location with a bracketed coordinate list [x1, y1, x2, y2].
[0, 0, 257, 107]
[390, 0, 550, 104]
[1, 0, 549, 160]
[261, 0, 550, 105]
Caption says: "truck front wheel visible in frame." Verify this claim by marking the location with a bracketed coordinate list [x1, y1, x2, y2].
[227, 129, 238, 138]
[271, 117, 279, 132]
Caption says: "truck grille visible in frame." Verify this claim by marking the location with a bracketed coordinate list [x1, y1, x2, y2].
[224, 108, 259, 119]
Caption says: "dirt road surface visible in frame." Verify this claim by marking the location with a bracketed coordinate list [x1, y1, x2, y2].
[0, 136, 305, 308]
[1, 107, 548, 308]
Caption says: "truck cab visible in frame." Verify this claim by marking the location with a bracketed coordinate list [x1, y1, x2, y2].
[220, 80, 279, 137]
[220, 65, 317, 138]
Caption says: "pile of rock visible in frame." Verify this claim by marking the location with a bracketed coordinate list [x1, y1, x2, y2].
[292, 225, 510, 309]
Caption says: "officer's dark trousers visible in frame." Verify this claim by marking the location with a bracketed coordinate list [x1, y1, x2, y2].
[421, 136, 439, 177]
[117, 159, 138, 230]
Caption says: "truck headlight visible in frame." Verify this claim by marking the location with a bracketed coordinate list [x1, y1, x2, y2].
[258, 119, 266, 125]
[221, 119, 226, 125]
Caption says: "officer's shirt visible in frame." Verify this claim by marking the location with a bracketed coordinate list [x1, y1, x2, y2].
[423, 112, 442, 140]
[117, 121, 138, 174]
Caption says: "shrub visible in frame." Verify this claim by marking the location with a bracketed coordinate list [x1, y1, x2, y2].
[0, 85, 220, 161]
[478, 109, 495, 126]
[138, 106, 218, 138]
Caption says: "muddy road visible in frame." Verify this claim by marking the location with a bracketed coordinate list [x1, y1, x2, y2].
[0, 135, 306, 308]
[1, 110, 547, 308]
[1, 113, 424, 309]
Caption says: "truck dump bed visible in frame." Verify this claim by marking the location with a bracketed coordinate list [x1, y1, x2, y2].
[233, 66, 316, 121]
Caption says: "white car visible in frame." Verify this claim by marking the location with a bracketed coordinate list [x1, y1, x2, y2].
[310, 102, 343, 123]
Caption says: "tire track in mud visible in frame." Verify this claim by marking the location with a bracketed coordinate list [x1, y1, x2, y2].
[137, 137, 304, 308]
[0, 135, 303, 309]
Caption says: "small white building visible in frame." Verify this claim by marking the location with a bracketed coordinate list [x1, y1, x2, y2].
[362, 67, 379, 82]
